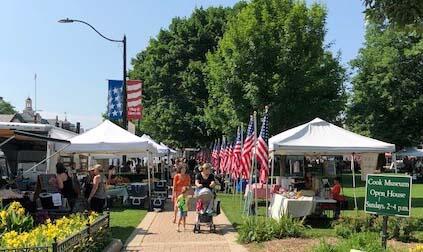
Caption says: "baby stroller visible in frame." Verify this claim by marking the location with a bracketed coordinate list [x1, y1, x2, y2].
[193, 188, 220, 233]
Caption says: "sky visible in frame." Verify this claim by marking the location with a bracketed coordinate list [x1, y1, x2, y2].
[0, 0, 365, 129]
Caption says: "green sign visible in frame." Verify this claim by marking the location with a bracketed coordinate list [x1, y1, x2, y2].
[365, 174, 412, 217]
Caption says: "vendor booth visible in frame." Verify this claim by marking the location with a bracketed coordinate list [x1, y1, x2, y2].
[267, 118, 395, 219]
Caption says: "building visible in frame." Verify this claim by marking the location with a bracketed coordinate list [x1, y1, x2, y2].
[0, 97, 82, 133]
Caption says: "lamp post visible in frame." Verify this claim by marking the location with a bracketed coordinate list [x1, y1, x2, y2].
[58, 18, 128, 129]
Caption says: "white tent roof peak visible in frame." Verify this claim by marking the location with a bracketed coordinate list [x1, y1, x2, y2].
[63, 120, 153, 154]
[269, 117, 395, 154]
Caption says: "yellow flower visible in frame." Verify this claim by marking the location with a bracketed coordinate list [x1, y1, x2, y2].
[0, 210, 8, 220]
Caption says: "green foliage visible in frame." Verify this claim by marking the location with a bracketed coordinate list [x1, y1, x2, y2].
[237, 216, 306, 243]
[313, 232, 385, 252]
[0, 202, 34, 233]
[272, 215, 307, 239]
[0, 99, 16, 114]
[363, 0, 423, 28]
[205, 0, 347, 135]
[333, 214, 421, 242]
[130, 4, 246, 147]
[347, 22, 423, 147]
[238, 217, 274, 243]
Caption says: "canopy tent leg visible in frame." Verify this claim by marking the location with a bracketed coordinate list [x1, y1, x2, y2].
[351, 153, 358, 211]
[392, 153, 397, 173]
[268, 151, 275, 218]
[147, 151, 152, 198]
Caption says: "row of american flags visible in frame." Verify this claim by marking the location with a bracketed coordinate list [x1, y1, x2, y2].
[202, 108, 270, 183]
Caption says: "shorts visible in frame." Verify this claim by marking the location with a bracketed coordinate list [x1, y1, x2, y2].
[178, 210, 187, 217]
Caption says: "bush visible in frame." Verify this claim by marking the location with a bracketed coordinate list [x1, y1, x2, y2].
[273, 215, 307, 239]
[333, 214, 421, 242]
[238, 216, 307, 244]
[238, 217, 274, 243]
[312, 232, 386, 252]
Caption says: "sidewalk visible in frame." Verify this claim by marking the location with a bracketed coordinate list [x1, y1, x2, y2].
[123, 203, 247, 252]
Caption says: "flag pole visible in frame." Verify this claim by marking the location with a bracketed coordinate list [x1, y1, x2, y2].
[253, 111, 258, 216]
[240, 123, 244, 212]
[246, 117, 255, 216]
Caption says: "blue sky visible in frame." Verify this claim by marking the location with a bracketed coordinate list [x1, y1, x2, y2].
[0, 0, 365, 129]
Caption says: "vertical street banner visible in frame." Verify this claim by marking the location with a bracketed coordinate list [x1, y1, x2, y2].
[107, 80, 123, 120]
[365, 174, 412, 217]
[127, 80, 143, 120]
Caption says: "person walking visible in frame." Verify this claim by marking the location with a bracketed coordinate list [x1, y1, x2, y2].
[172, 163, 191, 223]
[88, 164, 107, 213]
[176, 186, 189, 232]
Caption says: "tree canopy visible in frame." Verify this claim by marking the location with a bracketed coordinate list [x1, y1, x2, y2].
[0, 99, 16, 114]
[347, 22, 423, 147]
[363, 0, 423, 28]
[205, 0, 347, 136]
[130, 5, 245, 147]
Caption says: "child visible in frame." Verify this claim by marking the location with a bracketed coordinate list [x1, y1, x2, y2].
[176, 186, 189, 232]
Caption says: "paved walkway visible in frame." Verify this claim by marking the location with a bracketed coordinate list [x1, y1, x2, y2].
[123, 202, 247, 252]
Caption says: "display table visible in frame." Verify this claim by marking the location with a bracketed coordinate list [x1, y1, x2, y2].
[270, 193, 336, 219]
[107, 185, 129, 204]
[244, 183, 272, 200]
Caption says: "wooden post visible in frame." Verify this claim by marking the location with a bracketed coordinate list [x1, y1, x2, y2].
[52, 237, 58, 252]
[381, 216, 388, 250]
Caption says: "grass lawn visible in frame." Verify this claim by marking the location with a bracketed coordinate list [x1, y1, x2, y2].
[219, 175, 423, 239]
[109, 208, 147, 243]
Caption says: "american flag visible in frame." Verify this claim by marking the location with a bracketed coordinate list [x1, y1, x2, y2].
[225, 142, 233, 173]
[127, 80, 143, 120]
[108, 80, 124, 120]
[211, 140, 218, 167]
[257, 109, 269, 183]
[241, 115, 254, 179]
[232, 127, 242, 179]
[219, 138, 227, 173]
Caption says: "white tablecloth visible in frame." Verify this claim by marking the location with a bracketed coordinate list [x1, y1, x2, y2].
[270, 194, 336, 219]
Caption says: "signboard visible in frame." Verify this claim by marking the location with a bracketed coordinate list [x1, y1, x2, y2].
[365, 174, 412, 217]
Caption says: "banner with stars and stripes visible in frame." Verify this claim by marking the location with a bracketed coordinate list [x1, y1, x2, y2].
[127, 80, 143, 120]
[107, 80, 124, 120]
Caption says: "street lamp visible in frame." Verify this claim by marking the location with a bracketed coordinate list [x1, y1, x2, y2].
[58, 18, 128, 129]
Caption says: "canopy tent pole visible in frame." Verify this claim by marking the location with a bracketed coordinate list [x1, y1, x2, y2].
[392, 153, 397, 173]
[351, 153, 358, 211]
[147, 151, 152, 197]
[268, 151, 275, 218]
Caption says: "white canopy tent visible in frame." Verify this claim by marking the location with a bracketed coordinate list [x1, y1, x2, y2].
[269, 118, 395, 155]
[63, 120, 154, 154]
[63, 120, 156, 195]
[139, 134, 169, 156]
[268, 118, 396, 210]
[396, 147, 423, 157]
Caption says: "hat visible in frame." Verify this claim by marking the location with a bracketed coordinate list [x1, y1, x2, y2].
[88, 164, 102, 171]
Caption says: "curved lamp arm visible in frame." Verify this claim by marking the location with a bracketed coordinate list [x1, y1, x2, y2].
[58, 18, 123, 43]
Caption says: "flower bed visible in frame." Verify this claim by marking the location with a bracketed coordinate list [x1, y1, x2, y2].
[0, 202, 110, 252]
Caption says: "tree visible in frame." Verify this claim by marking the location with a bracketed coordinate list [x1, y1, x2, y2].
[347, 22, 423, 147]
[0, 99, 16, 114]
[363, 0, 423, 27]
[130, 5, 246, 147]
[205, 0, 346, 136]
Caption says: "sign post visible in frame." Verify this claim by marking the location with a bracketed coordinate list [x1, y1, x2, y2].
[365, 174, 412, 249]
